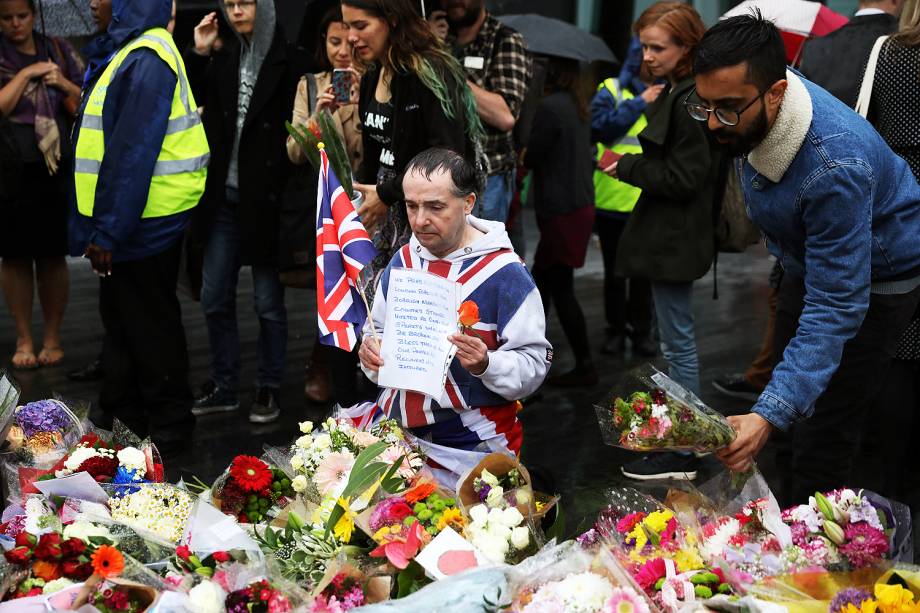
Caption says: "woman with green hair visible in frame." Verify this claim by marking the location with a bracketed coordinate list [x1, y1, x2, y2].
[344, 0, 483, 269]
[330, 0, 483, 407]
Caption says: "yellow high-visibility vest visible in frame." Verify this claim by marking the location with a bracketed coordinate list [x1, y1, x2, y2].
[74, 27, 209, 219]
[594, 78, 645, 214]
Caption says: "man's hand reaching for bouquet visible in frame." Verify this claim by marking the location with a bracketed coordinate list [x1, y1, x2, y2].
[716, 413, 773, 473]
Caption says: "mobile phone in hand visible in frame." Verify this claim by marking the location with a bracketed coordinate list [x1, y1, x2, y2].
[331, 69, 354, 105]
[598, 149, 623, 170]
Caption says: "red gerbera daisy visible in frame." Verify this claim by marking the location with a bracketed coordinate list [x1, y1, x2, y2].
[229, 456, 273, 492]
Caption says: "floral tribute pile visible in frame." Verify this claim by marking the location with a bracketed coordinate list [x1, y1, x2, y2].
[0, 369, 916, 613]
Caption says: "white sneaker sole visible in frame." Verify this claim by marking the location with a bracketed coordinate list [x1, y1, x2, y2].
[191, 403, 239, 417]
[249, 410, 280, 424]
[620, 468, 698, 481]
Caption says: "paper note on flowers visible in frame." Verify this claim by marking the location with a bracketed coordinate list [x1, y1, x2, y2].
[378, 268, 460, 398]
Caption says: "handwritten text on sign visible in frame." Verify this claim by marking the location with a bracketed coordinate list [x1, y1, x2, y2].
[378, 268, 459, 398]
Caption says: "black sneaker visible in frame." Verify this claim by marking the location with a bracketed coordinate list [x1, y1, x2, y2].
[712, 374, 762, 402]
[192, 380, 239, 417]
[621, 452, 698, 481]
[250, 386, 281, 424]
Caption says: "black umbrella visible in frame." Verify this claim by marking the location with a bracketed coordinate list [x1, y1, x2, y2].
[35, 0, 96, 38]
[496, 13, 617, 64]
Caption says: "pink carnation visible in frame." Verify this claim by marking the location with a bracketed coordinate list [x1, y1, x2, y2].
[839, 523, 889, 568]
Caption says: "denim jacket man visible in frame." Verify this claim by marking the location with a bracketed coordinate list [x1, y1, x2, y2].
[692, 14, 920, 503]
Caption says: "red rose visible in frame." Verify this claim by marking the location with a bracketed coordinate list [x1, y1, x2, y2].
[176, 544, 191, 561]
[61, 537, 86, 558]
[62, 559, 93, 580]
[260, 589, 271, 601]
[4, 546, 32, 565]
[212, 551, 230, 563]
[14, 532, 36, 548]
[387, 501, 413, 523]
[34, 537, 63, 561]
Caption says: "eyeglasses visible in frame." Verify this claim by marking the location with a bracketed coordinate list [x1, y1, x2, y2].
[684, 87, 766, 127]
[224, 0, 256, 11]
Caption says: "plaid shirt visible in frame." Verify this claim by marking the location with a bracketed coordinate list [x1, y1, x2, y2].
[455, 15, 532, 175]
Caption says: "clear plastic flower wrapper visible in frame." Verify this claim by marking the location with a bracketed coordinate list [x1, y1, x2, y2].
[594, 364, 736, 452]
[502, 540, 659, 613]
[665, 468, 794, 584]
[199, 453, 295, 527]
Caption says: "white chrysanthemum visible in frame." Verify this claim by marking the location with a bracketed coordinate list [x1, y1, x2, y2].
[63, 445, 100, 473]
[189, 579, 227, 613]
[528, 572, 615, 613]
[117, 447, 147, 473]
[109, 485, 192, 543]
[299, 421, 314, 434]
[702, 517, 740, 559]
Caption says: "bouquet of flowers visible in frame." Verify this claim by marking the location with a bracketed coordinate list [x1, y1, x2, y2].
[1, 399, 85, 467]
[108, 483, 193, 544]
[463, 503, 535, 565]
[2, 530, 95, 597]
[286, 110, 356, 198]
[505, 542, 655, 613]
[283, 418, 423, 506]
[225, 578, 293, 613]
[363, 479, 465, 542]
[208, 455, 295, 525]
[781, 489, 905, 570]
[594, 365, 736, 452]
[309, 571, 368, 612]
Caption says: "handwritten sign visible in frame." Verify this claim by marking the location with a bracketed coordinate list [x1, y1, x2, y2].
[378, 268, 459, 398]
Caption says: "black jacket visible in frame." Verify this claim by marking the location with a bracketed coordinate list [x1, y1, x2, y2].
[799, 13, 898, 108]
[524, 91, 594, 217]
[357, 65, 475, 206]
[615, 77, 721, 283]
[185, 29, 310, 265]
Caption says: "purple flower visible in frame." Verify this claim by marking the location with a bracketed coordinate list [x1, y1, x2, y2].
[478, 483, 492, 503]
[576, 528, 599, 548]
[829, 588, 873, 613]
[368, 497, 408, 533]
[15, 400, 70, 438]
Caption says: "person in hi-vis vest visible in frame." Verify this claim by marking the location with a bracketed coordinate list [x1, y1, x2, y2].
[590, 38, 663, 358]
[70, 0, 209, 454]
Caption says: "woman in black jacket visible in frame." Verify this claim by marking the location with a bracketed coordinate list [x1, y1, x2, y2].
[185, 0, 310, 423]
[525, 57, 596, 387]
[343, 0, 482, 286]
[601, 2, 720, 481]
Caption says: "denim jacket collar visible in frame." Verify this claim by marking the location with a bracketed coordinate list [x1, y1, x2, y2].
[748, 70, 813, 183]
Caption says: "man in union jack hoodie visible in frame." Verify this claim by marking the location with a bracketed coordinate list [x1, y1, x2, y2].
[350, 148, 552, 485]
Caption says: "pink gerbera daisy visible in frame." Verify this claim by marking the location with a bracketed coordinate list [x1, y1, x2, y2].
[313, 451, 355, 496]
[606, 587, 651, 613]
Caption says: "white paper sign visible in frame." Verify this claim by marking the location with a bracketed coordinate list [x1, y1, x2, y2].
[378, 268, 459, 398]
[34, 472, 109, 504]
[415, 527, 493, 580]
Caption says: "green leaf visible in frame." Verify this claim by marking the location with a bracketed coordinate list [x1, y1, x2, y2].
[284, 121, 321, 169]
[396, 561, 426, 599]
[264, 526, 278, 549]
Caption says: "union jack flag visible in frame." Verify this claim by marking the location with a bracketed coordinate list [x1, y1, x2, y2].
[315, 147, 377, 350]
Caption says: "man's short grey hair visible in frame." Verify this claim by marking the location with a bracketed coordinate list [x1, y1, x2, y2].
[404, 148, 484, 199]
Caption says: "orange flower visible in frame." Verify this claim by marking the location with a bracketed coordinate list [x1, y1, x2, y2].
[32, 560, 62, 581]
[91, 545, 124, 578]
[458, 300, 479, 329]
[404, 482, 436, 504]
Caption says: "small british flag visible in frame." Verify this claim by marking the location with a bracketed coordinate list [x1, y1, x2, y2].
[315, 146, 377, 350]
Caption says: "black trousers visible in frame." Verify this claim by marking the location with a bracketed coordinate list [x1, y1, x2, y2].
[98, 240, 194, 442]
[595, 214, 652, 338]
[772, 274, 920, 506]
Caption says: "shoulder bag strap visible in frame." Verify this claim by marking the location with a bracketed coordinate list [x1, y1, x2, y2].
[855, 35, 889, 118]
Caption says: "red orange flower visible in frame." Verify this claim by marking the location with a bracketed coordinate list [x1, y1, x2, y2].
[33, 560, 63, 581]
[229, 456, 273, 493]
[91, 545, 125, 578]
[404, 481, 436, 504]
[458, 300, 480, 329]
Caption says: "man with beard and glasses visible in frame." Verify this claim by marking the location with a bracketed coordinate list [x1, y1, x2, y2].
[690, 13, 920, 505]
[444, 0, 531, 225]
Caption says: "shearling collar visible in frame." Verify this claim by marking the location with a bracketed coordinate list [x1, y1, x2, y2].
[747, 70, 813, 183]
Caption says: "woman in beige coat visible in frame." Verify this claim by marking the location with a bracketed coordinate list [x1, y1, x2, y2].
[287, 6, 364, 404]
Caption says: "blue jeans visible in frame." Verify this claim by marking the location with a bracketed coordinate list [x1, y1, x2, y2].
[476, 171, 514, 223]
[651, 281, 700, 396]
[201, 201, 287, 392]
